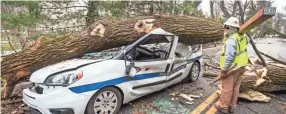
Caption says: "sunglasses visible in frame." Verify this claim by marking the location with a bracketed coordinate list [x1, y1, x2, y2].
[224, 25, 229, 30]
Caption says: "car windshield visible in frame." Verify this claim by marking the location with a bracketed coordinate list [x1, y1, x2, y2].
[81, 46, 125, 60]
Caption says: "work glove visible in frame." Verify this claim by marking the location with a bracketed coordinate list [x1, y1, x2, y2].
[219, 70, 227, 79]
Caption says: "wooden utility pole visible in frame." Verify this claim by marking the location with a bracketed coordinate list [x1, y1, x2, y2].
[239, 7, 276, 67]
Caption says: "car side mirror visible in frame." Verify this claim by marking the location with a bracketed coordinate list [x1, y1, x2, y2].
[124, 50, 136, 77]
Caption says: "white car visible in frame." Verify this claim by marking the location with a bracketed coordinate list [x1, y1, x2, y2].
[23, 28, 203, 114]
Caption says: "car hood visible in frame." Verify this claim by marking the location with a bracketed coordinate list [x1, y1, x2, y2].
[30, 59, 104, 83]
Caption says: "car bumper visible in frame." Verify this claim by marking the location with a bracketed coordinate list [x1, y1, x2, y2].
[23, 87, 91, 114]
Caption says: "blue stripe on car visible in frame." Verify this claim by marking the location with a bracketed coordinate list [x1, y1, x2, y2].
[69, 55, 202, 93]
[170, 55, 202, 75]
[69, 72, 160, 93]
[187, 55, 202, 64]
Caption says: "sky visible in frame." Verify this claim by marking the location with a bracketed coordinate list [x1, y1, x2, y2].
[198, 0, 286, 16]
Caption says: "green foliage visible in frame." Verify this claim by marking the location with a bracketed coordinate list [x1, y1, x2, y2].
[1, 1, 47, 51]
[87, 1, 201, 19]
[1, 13, 43, 29]
[1, 1, 46, 29]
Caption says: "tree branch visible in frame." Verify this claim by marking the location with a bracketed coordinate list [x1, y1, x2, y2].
[237, 1, 244, 23]
[210, 1, 215, 19]
[260, 51, 286, 66]
[232, 1, 238, 16]
[219, 1, 230, 18]
[246, 33, 267, 67]
[250, 1, 256, 10]
[4, 31, 17, 53]
[243, 1, 249, 14]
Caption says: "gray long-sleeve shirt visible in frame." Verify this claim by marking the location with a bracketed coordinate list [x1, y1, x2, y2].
[221, 39, 237, 71]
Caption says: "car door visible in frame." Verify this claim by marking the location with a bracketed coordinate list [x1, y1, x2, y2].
[127, 59, 171, 96]
[166, 44, 203, 87]
[166, 43, 190, 87]
[125, 34, 176, 98]
[166, 58, 188, 87]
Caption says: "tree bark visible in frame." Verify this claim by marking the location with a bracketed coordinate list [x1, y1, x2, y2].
[1, 15, 224, 98]
[210, 1, 215, 19]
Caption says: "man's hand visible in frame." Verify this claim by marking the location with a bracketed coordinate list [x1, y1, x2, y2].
[219, 70, 227, 79]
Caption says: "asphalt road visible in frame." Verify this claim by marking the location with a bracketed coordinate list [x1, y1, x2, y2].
[118, 77, 286, 114]
[3, 76, 285, 114]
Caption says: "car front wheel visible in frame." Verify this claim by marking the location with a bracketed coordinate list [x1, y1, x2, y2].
[86, 87, 122, 114]
[188, 62, 200, 82]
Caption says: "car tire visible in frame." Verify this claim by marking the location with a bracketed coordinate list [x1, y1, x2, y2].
[188, 62, 200, 82]
[86, 87, 123, 114]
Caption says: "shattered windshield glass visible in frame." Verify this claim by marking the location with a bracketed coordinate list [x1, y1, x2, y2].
[81, 46, 125, 59]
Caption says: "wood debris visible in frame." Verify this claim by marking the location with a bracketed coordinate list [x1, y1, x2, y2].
[239, 90, 271, 103]
[180, 93, 194, 102]
[188, 94, 201, 98]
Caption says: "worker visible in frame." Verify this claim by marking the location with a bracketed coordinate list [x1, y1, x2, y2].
[214, 17, 248, 113]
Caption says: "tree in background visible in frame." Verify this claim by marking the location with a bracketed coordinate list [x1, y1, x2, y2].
[1, 0, 205, 50]
[39, 1, 87, 34]
[1, 1, 46, 52]
[209, 0, 286, 38]
[85, 0, 203, 25]
[2, 0, 284, 55]
[272, 6, 286, 35]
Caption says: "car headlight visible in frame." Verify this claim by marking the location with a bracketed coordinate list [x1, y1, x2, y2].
[44, 71, 83, 86]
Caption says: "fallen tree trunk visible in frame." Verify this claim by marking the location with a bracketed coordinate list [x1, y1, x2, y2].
[1, 15, 224, 98]
[240, 63, 286, 92]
